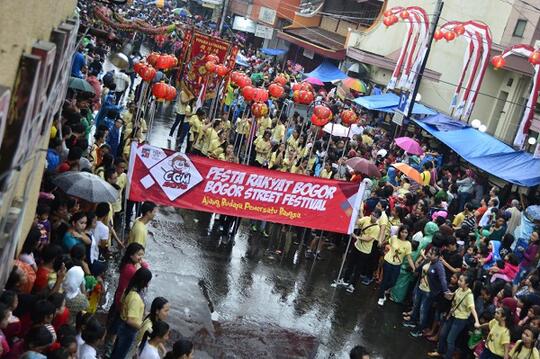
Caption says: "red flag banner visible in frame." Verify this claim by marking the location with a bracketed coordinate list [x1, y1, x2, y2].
[127, 144, 362, 234]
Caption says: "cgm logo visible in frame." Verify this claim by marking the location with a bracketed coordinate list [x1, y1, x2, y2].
[163, 155, 192, 189]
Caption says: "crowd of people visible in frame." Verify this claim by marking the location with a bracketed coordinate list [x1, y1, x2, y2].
[2, 0, 540, 359]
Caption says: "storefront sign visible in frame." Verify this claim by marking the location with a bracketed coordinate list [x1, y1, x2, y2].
[232, 16, 256, 33]
[128, 144, 362, 234]
[258, 7, 276, 25]
[255, 24, 274, 40]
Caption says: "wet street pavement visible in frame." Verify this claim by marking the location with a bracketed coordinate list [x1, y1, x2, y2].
[133, 103, 432, 358]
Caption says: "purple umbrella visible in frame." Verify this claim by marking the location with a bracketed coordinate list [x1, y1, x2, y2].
[345, 157, 381, 178]
[304, 77, 324, 86]
[395, 137, 424, 155]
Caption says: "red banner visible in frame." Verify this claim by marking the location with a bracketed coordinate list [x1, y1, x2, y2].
[180, 31, 231, 100]
[127, 144, 362, 234]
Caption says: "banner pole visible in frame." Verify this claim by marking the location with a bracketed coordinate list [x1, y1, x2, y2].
[245, 118, 258, 165]
[341, 126, 352, 158]
[334, 234, 353, 284]
[122, 142, 139, 242]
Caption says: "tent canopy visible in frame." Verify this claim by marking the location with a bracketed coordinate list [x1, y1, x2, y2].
[353, 93, 437, 116]
[304, 61, 348, 82]
[414, 115, 540, 187]
[236, 54, 249, 67]
[261, 48, 287, 56]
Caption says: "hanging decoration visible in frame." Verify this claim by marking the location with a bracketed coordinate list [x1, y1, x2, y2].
[382, 6, 430, 91]
[274, 75, 288, 87]
[436, 21, 492, 118]
[152, 82, 177, 101]
[340, 109, 358, 126]
[94, 6, 180, 35]
[491, 44, 540, 150]
[251, 102, 269, 118]
[268, 83, 285, 99]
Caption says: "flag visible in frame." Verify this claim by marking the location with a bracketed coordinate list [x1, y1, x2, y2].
[195, 79, 207, 111]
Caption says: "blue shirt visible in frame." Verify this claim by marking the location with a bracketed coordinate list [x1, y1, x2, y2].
[71, 51, 86, 78]
[63, 232, 82, 251]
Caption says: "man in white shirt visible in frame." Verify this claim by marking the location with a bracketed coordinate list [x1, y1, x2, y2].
[79, 317, 105, 359]
[479, 198, 499, 228]
[113, 70, 131, 105]
[90, 203, 110, 275]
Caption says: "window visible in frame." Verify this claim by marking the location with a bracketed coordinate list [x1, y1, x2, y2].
[513, 19, 527, 37]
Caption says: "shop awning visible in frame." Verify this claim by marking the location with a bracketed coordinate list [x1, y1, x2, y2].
[353, 93, 437, 116]
[414, 115, 540, 187]
[304, 61, 347, 82]
[277, 27, 346, 60]
[261, 48, 287, 56]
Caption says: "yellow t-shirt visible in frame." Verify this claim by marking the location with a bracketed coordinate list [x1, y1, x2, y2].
[362, 134, 373, 146]
[235, 118, 250, 135]
[286, 136, 299, 153]
[378, 211, 390, 239]
[510, 341, 540, 359]
[486, 319, 510, 357]
[452, 288, 475, 320]
[254, 137, 271, 165]
[257, 117, 272, 137]
[128, 218, 148, 247]
[112, 173, 127, 213]
[384, 235, 412, 265]
[271, 123, 285, 143]
[354, 216, 380, 254]
[188, 115, 202, 143]
[452, 212, 466, 228]
[419, 262, 431, 292]
[421, 170, 431, 186]
[320, 169, 332, 179]
[201, 128, 220, 157]
[120, 291, 145, 327]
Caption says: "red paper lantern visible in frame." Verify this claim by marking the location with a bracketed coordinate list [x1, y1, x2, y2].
[231, 71, 243, 84]
[152, 82, 169, 99]
[141, 66, 157, 82]
[292, 90, 300, 103]
[491, 55, 506, 69]
[205, 61, 216, 73]
[313, 105, 332, 121]
[453, 24, 466, 36]
[165, 85, 177, 101]
[216, 64, 229, 77]
[299, 82, 313, 92]
[341, 109, 358, 125]
[529, 50, 540, 65]
[298, 90, 314, 105]
[274, 75, 287, 86]
[292, 83, 302, 92]
[268, 83, 284, 98]
[236, 75, 252, 89]
[383, 17, 393, 28]
[133, 62, 145, 75]
[390, 15, 399, 25]
[252, 88, 269, 102]
[400, 10, 410, 19]
[444, 31, 456, 41]
[433, 29, 444, 41]
[205, 54, 220, 63]
[242, 86, 256, 101]
[383, 9, 393, 17]
[310, 114, 331, 127]
[251, 102, 268, 118]
[147, 52, 160, 67]
[155, 55, 169, 70]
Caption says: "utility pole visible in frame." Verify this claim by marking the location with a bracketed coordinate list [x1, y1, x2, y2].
[218, 0, 230, 36]
[404, 0, 444, 118]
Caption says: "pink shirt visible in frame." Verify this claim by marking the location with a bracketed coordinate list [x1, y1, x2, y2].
[114, 261, 148, 306]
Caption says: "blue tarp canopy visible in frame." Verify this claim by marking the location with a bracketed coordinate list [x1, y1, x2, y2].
[304, 61, 347, 82]
[353, 93, 437, 116]
[261, 48, 287, 56]
[414, 114, 540, 187]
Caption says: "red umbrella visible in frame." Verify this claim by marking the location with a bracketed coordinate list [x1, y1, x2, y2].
[395, 137, 424, 155]
[345, 158, 381, 178]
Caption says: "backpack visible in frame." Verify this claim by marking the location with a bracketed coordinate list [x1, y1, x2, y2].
[103, 70, 114, 87]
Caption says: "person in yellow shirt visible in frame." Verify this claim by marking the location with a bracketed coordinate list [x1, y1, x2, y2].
[421, 162, 432, 187]
[253, 130, 272, 167]
[257, 115, 273, 137]
[319, 162, 333, 179]
[428, 274, 480, 358]
[268, 143, 286, 170]
[377, 225, 415, 306]
[280, 150, 296, 172]
[201, 120, 223, 157]
[339, 209, 381, 292]
[111, 267, 152, 359]
[452, 202, 474, 229]
[188, 109, 206, 154]
[128, 202, 157, 248]
[509, 328, 540, 359]
[271, 117, 286, 144]
[478, 307, 511, 358]
[286, 129, 300, 155]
